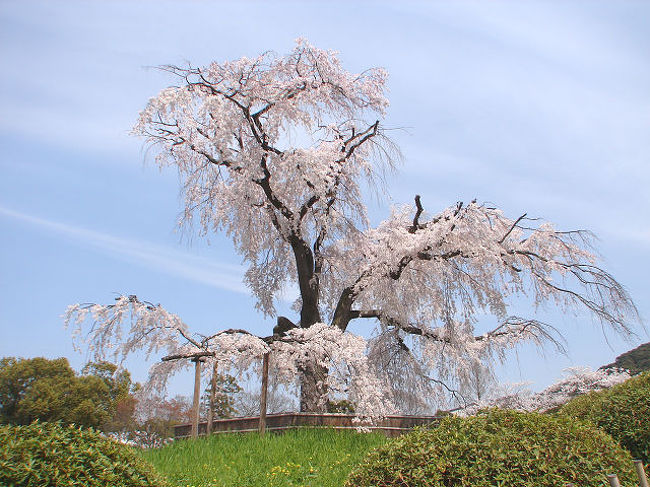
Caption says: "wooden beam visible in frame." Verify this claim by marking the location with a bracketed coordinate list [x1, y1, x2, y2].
[607, 474, 621, 487]
[191, 357, 204, 438]
[635, 460, 649, 487]
[207, 360, 218, 435]
[258, 352, 270, 435]
[162, 351, 214, 361]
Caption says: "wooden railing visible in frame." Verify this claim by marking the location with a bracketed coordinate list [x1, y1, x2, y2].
[173, 412, 441, 438]
[601, 460, 649, 487]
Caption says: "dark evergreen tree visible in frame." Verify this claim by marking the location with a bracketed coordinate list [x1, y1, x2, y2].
[602, 341, 650, 375]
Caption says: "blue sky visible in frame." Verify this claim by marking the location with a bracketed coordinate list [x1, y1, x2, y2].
[1, 1, 648, 397]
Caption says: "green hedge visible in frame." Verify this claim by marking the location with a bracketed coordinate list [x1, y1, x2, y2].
[560, 371, 650, 464]
[346, 409, 636, 487]
[0, 422, 166, 487]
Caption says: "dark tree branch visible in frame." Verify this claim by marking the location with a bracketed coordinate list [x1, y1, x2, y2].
[410, 194, 424, 233]
[498, 213, 526, 244]
[253, 154, 294, 222]
[350, 311, 566, 354]
[298, 121, 381, 220]
[273, 316, 298, 336]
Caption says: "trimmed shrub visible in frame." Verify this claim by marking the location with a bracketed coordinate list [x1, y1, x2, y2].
[0, 421, 166, 487]
[560, 371, 650, 463]
[346, 409, 636, 487]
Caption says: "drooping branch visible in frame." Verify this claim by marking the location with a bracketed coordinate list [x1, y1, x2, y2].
[367, 328, 470, 410]
[67, 294, 394, 418]
[529, 264, 637, 336]
[350, 310, 565, 354]
[474, 317, 567, 354]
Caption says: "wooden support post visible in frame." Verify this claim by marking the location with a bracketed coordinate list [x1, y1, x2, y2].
[191, 357, 203, 439]
[607, 474, 621, 487]
[207, 360, 218, 436]
[259, 352, 270, 435]
[635, 460, 649, 487]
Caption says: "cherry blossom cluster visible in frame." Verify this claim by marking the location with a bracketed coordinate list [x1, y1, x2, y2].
[64, 297, 393, 419]
[270, 323, 395, 419]
[456, 366, 630, 416]
[332, 202, 632, 336]
[65, 296, 189, 364]
[133, 39, 391, 318]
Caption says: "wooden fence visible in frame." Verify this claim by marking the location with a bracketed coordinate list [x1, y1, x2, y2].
[602, 460, 649, 487]
[173, 412, 441, 438]
[563, 462, 650, 486]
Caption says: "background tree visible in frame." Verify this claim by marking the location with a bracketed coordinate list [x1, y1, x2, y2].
[0, 357, 72, 424]
[0, 357, 114, 428]
[67, 40, 639, 414]
[82, 361, 139, 431]
[82, 361, 135, 400]
[602, 341, 650, 375]
[136, 394, 194, 438]
[201, 373, 242, 419]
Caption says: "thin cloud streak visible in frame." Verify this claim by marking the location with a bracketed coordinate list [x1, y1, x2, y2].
[0, 206, 248, 294]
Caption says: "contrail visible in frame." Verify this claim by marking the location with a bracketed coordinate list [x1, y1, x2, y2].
[0, 206, 249, 294]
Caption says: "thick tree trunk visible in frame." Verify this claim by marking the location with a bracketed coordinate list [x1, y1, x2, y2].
[299, 360, 329, 413]
[287, 235, 330, 412]
[289, 236, 322, 327]
[331, 287, 355, 331]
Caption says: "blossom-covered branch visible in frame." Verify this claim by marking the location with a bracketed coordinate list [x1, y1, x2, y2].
[64, 296, 393, 418]
[455, 366, 631, 415]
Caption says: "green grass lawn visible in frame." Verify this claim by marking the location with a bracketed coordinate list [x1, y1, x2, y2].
[140, 428, 387, 487]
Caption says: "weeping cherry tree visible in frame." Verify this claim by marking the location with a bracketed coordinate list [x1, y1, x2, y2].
[66, 39, 639, 415]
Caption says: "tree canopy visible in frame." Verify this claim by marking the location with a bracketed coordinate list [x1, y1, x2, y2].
[65, 40, 640, 416]
[0, 357, 137, 430]
[201, 373, 241, 420]
[602, 341, 650, 375]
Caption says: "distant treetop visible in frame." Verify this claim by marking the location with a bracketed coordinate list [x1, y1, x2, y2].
[602, 341, 650, 375]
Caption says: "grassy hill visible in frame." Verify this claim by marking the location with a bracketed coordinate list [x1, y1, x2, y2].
[139, 428, 387, 487]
